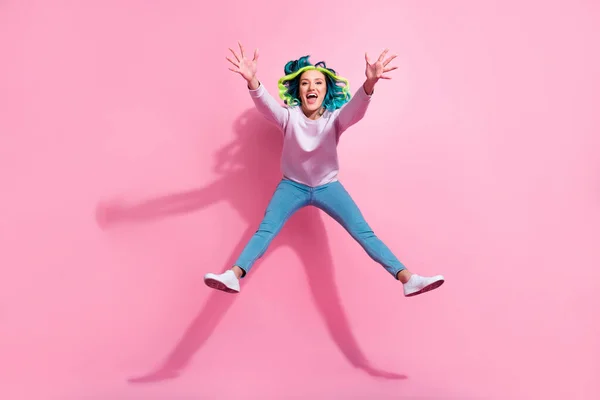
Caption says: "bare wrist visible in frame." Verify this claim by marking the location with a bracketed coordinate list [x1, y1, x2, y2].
[363, 78, 377, 95]
[247, 77, 260, 90]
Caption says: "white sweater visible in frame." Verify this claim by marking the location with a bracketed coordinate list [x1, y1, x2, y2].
[248, 82, 372, 187]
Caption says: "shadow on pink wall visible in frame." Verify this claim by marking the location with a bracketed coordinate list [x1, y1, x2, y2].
[95, 108, 408, 382]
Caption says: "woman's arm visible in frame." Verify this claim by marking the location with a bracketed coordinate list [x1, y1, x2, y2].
[248, 82, 289, 130]
[227, 42, 289, 130]
[336, 49, 398, 135]
[336, 81, 374, 133]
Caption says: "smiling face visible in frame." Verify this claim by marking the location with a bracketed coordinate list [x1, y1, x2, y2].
[298, 69, 327, 119]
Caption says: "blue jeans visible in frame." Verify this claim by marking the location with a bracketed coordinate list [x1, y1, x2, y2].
[234, 178, 407, 279]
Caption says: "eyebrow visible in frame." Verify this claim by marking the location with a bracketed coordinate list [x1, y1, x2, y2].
[300, 78, 324, 82]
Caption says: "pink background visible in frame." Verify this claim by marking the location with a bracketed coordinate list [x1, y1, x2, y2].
[1, 1, 599, 399]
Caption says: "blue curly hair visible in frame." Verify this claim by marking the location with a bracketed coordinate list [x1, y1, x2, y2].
[277, 55, 351, 111]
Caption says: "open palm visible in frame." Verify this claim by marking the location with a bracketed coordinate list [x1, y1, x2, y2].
[365, 49, 397, 81]
[226, 42, 259, 82]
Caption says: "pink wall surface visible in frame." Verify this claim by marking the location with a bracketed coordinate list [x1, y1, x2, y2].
[1, 1, 599, 399]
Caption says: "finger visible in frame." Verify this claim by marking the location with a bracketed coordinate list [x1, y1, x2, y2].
[383, 54, 397, 66]
[226, 56, 239, 68]
[238, 41, 245, 58]
[383, 66, 398, 73]
[378, 48, 389, 62]
[365, 52, 371, 64]
[380, 75, 392, 79]
[253, 48, 259, 61]
[228, 67, 241, 74]
[228, 48, 240, 62]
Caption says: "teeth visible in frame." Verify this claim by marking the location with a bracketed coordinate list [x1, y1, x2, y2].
[308, 94, 317, 98]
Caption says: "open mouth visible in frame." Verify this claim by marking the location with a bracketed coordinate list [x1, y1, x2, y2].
[306, 93, 318, 104]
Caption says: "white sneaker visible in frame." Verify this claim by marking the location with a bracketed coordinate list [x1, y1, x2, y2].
[203, 270, 240, 294]
[403, 274, 445, 297]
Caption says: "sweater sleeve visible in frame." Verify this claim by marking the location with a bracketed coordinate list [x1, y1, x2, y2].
[248, 82, 289, 131]
[335, 85, 372, 135]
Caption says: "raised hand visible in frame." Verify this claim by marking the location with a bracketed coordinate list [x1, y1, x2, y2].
[226, 41, 259, 83]
[365, 48, 398, 82]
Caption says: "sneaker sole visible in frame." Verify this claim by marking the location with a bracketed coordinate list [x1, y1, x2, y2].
[405, 279, 445, 297]
[204, 277, 239, 294]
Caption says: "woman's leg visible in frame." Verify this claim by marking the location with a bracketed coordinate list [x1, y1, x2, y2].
[204, 178, 310, 293]
[313, 181, 444, 297]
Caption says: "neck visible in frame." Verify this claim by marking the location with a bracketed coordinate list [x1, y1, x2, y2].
[302, 107, 324, 120]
